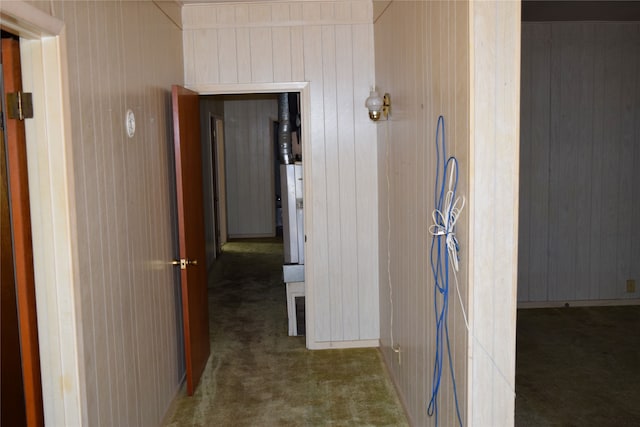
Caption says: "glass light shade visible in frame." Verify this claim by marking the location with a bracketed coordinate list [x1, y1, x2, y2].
[365, 90, 383, 113]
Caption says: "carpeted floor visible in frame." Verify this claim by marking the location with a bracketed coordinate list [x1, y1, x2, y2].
[515, 305, 640, 426]
[163, 238, 408, 427]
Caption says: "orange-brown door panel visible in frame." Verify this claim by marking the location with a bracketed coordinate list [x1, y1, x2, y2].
[171, 85, 210, 395]
[1, 36, 44, 427]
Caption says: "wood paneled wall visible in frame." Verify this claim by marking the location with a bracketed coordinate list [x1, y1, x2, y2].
[375, 1, 520, 425]
[468, 3, 521, 426]
[519, 22, 640, 303]
[375, 2, 470, 425]
[183, 0, 379, 345]
[33, 1, 186, 425]
[223, 96, 278, 238]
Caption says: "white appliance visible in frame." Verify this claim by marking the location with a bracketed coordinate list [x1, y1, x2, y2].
[281, 162, 304, 335]
[281, 162, 304, 266]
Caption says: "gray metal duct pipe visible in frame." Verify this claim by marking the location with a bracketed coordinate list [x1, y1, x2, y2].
[278, 93, 294, 164]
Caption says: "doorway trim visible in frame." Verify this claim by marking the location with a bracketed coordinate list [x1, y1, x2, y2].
[213, 116, 227, 247]
[202, 111, 227, 267]
[188, 82, 316, 349]
[1, 2, 84, 426]
[208, 113, 224, 256]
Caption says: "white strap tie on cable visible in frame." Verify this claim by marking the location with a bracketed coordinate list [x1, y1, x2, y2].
[429, 163, 465, 272]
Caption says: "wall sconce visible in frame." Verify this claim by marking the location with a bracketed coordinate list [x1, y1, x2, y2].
[365, 90, 391, 121]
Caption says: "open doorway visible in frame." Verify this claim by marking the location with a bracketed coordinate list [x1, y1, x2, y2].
[196, 84, 309, 341]
[211, 93, 279, 240]
[199, 97, 226, 273]
[516, 3, 640, 425]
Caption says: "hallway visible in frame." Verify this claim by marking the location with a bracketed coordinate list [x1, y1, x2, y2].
[163, 239, 407, 426]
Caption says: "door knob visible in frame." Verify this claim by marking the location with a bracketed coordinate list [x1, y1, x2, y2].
[172, 258, 198, 269]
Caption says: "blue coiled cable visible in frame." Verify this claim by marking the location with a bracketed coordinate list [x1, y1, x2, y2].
[427, 115, 463, 427]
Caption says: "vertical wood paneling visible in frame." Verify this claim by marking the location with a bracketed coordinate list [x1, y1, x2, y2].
[74, 3, 110, 424]
[182, 29, 196, 84]
[303, 2, 322, 21]
[291, 26, 305, 81]
[573, 25, 596, 300]
[548, 23, 583, 301]
[258, 100, 275, 233]
[117, 1, 144, 421]
[321, 25, 344, 340]
[194, 29, 219, 84]
[321, 2, 335, 20]
[634, 24, 640, 298]
[615, 25, 638, 297]
[250, 28, 274, 82]
[272, 27, 292, 82]
[290, 3, 303, 21]
[224, 97, 277, 237]
[97, 3, 122, 422]
[249, 4, 271, 23]
[182, 0, 378, 346]
[352, 23, 378, 340]
[182, 4, 217, 28]
[598, 26, 623, 299]
[335, 1, 351, 20]
[45, 1, 185, 425]
[375, 1, 474, 425]
[377, 1, 519, 425]
[218, 29, 238, 84]
[335, 24, 358, 340]
[527, 24, 551, 302]
[303, 24, 332, 342]
[272, 3, 290, 21]
[469, 3, 520, 426]
[236, 28, 252, 82]
[519, 22, 640, 303]
[235, 4, 249, 25]
[589, 27, 606, 299]
[452, 2, 470, 421]
[414, 1, 428, 416]
[217, 5, 234, 25]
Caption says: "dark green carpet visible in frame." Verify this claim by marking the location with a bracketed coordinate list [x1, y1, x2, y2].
[164, 239, 408, 426]
[516, 306, 640, 426]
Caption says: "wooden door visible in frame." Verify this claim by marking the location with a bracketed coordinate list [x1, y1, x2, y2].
[1, 36, 44, 427]
[1, 65, 27, 427]
[172, 85, 210, 395]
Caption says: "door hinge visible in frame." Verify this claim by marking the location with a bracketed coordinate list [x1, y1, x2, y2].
[7, 91, 34, 121]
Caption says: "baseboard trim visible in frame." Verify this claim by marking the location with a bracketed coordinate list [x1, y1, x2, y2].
[307, 339, 379, 350]
[518, 299, 640, 309]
